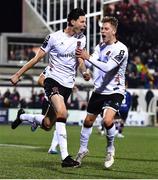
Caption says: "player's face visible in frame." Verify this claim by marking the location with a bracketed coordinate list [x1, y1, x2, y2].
[72, 16, 87, 34]
[101, 22, 116, 44]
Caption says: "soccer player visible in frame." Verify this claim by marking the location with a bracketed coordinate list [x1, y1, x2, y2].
[10, 8, 89, 167]
[75, 16, 128, 168]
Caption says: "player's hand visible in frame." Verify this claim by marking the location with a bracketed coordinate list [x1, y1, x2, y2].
[76, 49, 90, 60]
[83, 72, 91, 81]
[10, 73, 20, 85]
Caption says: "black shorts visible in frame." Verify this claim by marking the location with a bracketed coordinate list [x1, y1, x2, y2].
[87, 92, 124, 115]
[44, 78, 72, 104]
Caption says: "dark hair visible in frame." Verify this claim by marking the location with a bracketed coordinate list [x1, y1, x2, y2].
[67, 8, 85, 26]
[101, 16, 118, 30]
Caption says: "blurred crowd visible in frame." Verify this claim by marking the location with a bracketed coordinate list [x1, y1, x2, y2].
[0, 87, 88, 110]
[0, 88, 44, 109]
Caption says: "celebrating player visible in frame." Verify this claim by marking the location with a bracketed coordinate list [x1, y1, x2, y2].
[10, 8, 90, 168]
[75, 16, 128, 168]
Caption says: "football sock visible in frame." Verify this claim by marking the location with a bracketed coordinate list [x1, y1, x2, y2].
[20, 114, 44, 125]
[56, 122, 68, 160]
[79, 126, 93, 153]
[106, 123, 115, 151]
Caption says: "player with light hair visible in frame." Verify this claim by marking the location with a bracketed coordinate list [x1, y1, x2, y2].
[75, 16, 128, 168]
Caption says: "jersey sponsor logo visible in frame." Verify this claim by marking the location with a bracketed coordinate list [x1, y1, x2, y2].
[57, 53, 75, 58]
[42, 35, 50, 48]
[114, 50, 125, 62]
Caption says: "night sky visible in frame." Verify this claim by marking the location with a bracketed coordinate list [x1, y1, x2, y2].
[0, 0, 22, 33]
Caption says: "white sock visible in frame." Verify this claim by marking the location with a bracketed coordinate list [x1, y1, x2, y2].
[56, 122, 68, 160]
[106, 123, 115, 152]
[79, 126, 93, 153]
[20, 114, 44, 125]
[49, 130, 59, 151]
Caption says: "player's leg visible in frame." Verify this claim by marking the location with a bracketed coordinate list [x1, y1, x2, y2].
[50, 93, 79, 167]
[45, 78, 79, 167]
[103, 94, 124, 168]
[11, 108, 45, 129]
[76, 92, 101, 165]
[11, 97, 55, 131]
[103, 108, 116, 168]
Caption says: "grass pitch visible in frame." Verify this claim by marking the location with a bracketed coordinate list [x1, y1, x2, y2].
[0, 124, 158, 179]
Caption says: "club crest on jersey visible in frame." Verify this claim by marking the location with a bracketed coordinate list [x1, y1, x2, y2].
[106, 51, 111, 56]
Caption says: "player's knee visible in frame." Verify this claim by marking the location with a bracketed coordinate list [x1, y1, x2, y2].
[104, 121, 114, 129]
[83, 119, 93, 128]
[56, 111, 68, 120]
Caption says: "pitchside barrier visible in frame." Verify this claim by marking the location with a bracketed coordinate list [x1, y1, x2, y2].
[0, 107, 156, 127]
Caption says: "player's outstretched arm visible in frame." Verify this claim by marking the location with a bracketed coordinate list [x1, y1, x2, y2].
[10, 49, 46, 85]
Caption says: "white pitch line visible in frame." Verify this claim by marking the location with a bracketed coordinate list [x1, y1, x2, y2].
[0, 144, 40, 149]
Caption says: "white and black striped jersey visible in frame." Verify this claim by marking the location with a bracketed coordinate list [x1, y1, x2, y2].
[41, 30, 86, 88]
[88, 41, 128, 95]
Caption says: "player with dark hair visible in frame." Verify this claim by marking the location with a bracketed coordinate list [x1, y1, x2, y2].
[10, 8, 90, 168]
[75, 16, 128, 168]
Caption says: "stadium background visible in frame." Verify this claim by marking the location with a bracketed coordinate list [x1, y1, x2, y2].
[0, 0, 158, 179]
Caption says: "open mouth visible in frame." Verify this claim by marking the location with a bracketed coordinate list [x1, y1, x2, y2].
[102, 35, 106, 38]
[81, 28, 86, 32]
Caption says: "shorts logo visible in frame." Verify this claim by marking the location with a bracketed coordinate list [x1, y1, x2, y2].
[52, 87, 59, 94]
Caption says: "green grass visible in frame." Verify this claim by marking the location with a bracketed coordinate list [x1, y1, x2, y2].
[0, 125, 158, 179]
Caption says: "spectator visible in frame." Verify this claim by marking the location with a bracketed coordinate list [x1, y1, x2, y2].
[145, 88, 154, 111]
[131, 92, 139, 111]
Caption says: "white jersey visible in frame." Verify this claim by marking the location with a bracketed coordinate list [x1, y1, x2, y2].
[90, 41, 128, 95]
[41, 30, 86, 88]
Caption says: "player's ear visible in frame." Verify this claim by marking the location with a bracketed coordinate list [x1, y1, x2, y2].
[112, 27, 116, 35]
[71, 20, 75, 26]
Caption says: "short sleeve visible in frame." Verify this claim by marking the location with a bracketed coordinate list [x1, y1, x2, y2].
[40, 34, 53, 53]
